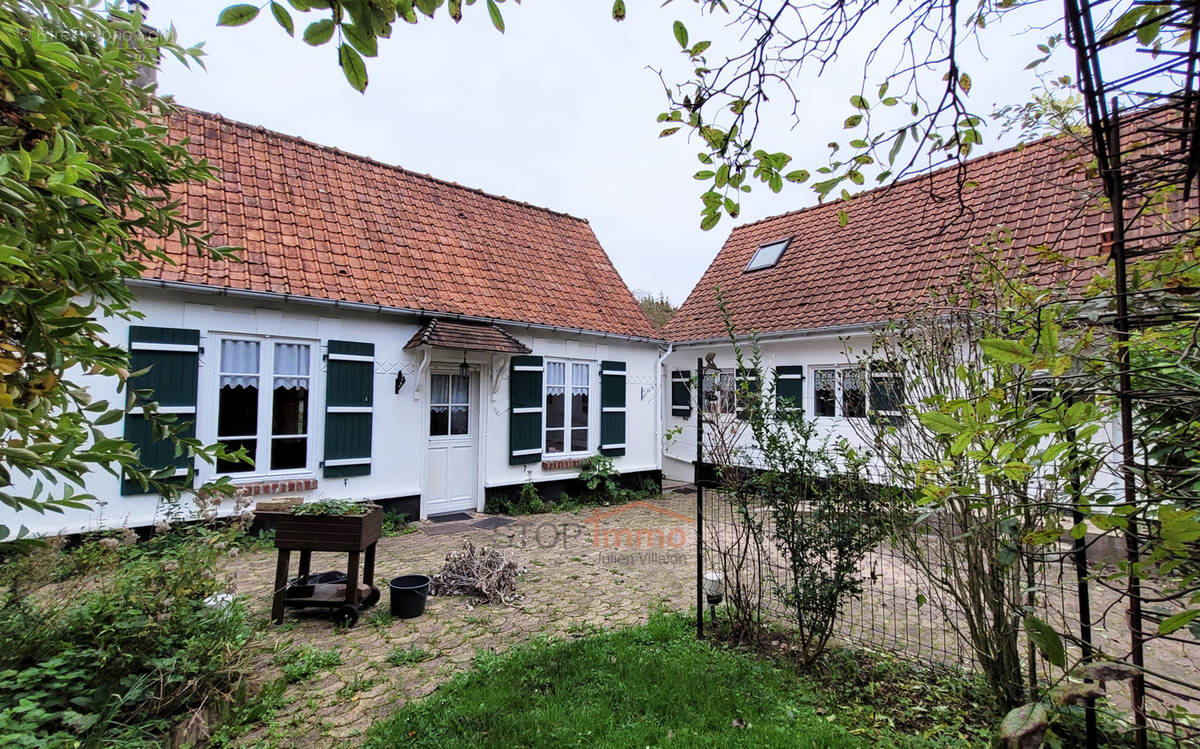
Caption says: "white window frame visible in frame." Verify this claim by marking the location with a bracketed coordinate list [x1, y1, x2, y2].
[811, 365, 868, 419]
[210, 334, 318, 479]
[543, 358, 593, 457]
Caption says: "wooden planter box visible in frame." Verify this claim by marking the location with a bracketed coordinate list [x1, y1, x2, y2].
[267, 504, 383, 552]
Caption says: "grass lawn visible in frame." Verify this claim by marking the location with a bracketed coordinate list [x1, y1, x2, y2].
[366, 613, 970, 748]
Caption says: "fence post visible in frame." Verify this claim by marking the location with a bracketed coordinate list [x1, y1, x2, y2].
[695, 356, 704, 640]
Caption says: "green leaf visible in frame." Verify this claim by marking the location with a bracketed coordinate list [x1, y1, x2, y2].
[959, 73, 972, 93]
[659, 127, 680, 138]
[673, 21, 688, 48]
[218, 4, 260, 26]
[1158, 609, 1199, 635]
[270, 2, 294, 36]
[343, 24, 378, 56]
[784, 170, 809, 183]
[303, 19, 336, 45]
[700, 212, 720, 231]
[693, 170, 715, 180]
[844, 114, 862, 129]
[612, 0, 626, 21]
[850, 95, 869, 109]
[917, 411, 965, 435]
[1025, 615, 1066, 667]
[837, 208, 848, 227]
[487, 0, 505, 32]
[980, 338, 1034, 365]
[338, 43, 368, 92]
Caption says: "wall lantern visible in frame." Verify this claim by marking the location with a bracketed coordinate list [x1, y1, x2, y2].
[459, 351, 470, 379]
[702, 570, 724, 619]
[394, 369, 406, 394]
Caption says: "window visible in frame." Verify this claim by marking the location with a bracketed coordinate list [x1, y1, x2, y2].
[429, 373, 470, 436]
[745, 237, 791, 271]
[216, 338, 312, 474]
[702, 369, 742, 415]
[545, 361, 590, 454]
[812, 366, 866, 418]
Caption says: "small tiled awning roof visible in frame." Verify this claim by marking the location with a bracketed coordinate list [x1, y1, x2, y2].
[403, 319, 531, 354]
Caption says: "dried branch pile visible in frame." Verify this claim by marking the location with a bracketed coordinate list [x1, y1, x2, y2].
[430, 542, 525, 605]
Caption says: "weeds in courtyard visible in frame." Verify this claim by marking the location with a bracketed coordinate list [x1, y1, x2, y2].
[387, 645, 434, 666]
[274, 644, 343, 683]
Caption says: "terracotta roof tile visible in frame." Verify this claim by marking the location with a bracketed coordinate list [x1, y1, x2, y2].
[144, 107, 658, 340]
[665, 135, 1108, 341]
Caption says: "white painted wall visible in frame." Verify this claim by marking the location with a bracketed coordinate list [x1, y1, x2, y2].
[661, 334, 1124, 501]
[1, 288, 663, 536]
[662, 333, 872, 482]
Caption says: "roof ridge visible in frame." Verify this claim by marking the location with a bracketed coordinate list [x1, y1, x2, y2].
[726, 129, 1078, 233]
[172, 104, 592, 225]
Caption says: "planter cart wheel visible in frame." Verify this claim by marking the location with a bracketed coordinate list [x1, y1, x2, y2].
[363, 586, 381, 608]
[333, 604, 360, 627]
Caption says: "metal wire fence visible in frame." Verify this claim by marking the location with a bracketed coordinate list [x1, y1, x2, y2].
[698, 481, 1200, 744]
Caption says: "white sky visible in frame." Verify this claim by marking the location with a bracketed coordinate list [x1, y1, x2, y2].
[146, 1, 1080, 304]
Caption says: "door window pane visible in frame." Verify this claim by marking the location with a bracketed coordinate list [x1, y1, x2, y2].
[450, 406, 469, 435]
[430, 373, 470, 436]
[814, 368, 836, 417]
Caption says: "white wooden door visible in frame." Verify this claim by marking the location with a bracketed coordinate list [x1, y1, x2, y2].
[424, 369, 478, 515]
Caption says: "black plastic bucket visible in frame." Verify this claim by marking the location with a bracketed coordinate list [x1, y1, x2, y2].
[389, 574, 431, 619]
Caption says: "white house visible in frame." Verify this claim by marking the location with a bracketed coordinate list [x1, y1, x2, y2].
[2, 107, 664, 536]
[659, 132, 1120, 488]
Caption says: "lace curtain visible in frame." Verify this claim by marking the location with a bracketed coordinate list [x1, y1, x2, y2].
[274, 343, 310, 390]
[220, 340, 259, 389]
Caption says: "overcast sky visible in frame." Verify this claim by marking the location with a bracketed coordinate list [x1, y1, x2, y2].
[146, 1, 1080, 304]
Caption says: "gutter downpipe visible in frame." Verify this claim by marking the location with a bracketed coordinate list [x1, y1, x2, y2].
[654, 343, 674, 475]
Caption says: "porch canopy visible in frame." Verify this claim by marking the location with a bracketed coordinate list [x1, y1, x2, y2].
[403, 319, 531, 354]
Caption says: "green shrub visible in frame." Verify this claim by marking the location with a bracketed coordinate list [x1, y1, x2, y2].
[382, 510, 415, 537]
[0, 528, 255, 745]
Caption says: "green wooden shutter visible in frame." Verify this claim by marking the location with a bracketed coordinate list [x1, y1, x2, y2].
[509, 355, 543, 465]
[323, 340, 374, 478]
[600, 360, 627, 457]
[121, 326, 200, 495]
[775, 365, 805, 417]
[670, 369, 692, 417]
[735, 366, 760, 421]
[869, 365, 904, 426]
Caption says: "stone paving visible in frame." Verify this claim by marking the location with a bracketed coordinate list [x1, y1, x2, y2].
[229, 494, 697, 747]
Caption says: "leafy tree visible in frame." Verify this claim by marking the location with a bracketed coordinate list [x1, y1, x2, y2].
[633, 289, 677, 330]
[0, 0, 238, 537]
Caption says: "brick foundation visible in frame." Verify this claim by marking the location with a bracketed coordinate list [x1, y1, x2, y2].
[234, 478, 318, 498]
[541, 458, 585, 472]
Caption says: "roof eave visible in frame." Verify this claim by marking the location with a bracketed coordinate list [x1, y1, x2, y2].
[129, 278, 667, 345]
[667, 320, 885, 346]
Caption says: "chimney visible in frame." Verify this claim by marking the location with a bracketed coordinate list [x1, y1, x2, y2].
[111, 0, 159, 91]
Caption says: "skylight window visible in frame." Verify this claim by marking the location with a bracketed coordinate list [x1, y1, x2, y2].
[745, 238, 791, 271]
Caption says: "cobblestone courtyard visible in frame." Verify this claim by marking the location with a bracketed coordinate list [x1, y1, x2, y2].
[228, 495, 697, 746]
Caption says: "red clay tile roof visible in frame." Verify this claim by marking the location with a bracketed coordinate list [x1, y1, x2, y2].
[145, 107, 658, 340]
[664, 134, 1109, 341]
[403, 319, 531, 354]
